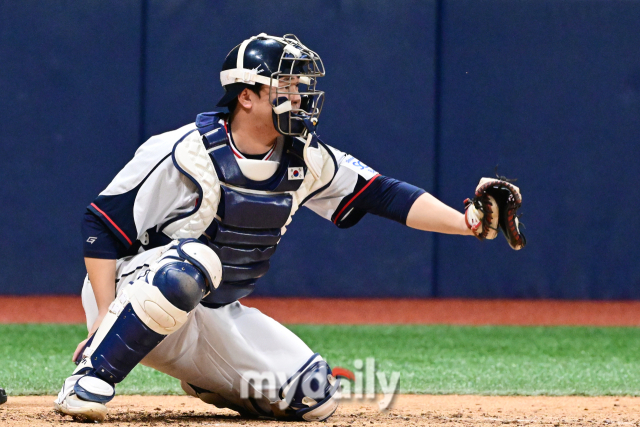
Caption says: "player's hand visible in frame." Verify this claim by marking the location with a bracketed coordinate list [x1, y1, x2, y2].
[464, 196, 498, 240]
[72, 337, 90, 363]
[72, 312, 105, 362]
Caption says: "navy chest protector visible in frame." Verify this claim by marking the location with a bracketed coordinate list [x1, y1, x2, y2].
[196, 112, 307, 307]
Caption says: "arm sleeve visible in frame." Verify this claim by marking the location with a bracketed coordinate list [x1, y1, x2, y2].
[303, 145, 426, 228]
[332, 175, 425, 227]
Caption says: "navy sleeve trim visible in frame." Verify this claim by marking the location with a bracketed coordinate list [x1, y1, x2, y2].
[89, 202, 133, 245]
[82, 210, 134, 259]
[332, 175, 426, 227]
[332, 174, 381, 225]
[89, 151, 172, 248]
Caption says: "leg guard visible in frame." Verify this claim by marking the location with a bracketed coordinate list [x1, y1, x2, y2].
[273, 354, 341, 422]
[75, 239, 222, 387]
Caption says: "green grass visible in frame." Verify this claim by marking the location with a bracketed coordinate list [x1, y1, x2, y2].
[1, 324, 640, 396]
[0, 324, 180, 396]
[291, 325, 640, 396]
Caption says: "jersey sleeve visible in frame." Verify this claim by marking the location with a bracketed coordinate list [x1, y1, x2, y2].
[303, 145, 425, 228]
[81, 210, 135, 259]
[87, 126, 200, 249]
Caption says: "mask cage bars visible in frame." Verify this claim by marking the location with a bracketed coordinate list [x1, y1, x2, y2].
[270, 34, 326, 137]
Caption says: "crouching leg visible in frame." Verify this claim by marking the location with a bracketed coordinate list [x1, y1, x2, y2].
[181, 353, 340, 421]
[188, 353, 340, 422]
[273, 354, 341, 421]
[54, 239, 222, 422]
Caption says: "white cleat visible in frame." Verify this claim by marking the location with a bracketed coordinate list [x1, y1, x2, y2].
[54, 392, 107, 422]
[54, 373, 113, 422]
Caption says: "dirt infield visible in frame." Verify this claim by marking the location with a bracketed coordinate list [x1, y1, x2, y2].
[3, 296, 640, 325]
[3, 395, 640, 426]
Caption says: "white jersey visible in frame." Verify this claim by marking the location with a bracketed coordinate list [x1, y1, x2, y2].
[89, 120, 379, 250]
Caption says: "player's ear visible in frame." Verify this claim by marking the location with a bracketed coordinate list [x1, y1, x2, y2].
[237, 88, 253, 110]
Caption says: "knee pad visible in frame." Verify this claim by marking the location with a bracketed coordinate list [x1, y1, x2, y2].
[174, 238, 222, 291]
[128, 238, 222, 334]
[151, 262, 207, 312]
[147, 239, 222, 290]
[126, 279, 192, 335]
[276, 354, 341, 422]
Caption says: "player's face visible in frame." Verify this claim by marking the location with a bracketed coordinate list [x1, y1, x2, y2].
[255, 76, 302, 106]
[273, 76, 302, 110]
[250, 77, 302, 137]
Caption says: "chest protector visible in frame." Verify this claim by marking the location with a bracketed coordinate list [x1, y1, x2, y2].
[196, 112, 308, 308]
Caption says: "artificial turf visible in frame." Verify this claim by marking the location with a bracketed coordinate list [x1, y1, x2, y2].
[1, 324, 639, 396]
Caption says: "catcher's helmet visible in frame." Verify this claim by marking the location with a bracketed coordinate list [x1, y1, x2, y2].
[217, 33, 325, 137]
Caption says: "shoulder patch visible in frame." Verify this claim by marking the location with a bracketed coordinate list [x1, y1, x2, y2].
[341, 155, 378, 180]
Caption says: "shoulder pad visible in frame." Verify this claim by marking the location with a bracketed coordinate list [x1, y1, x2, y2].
[162, 131, 221, 239]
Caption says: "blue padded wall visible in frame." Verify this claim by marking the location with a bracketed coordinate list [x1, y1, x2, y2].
[436, 0, 640, 298]
[144, 0, 438, 297]
[1, 1, 639, 299]
[0, 2, 142, 294]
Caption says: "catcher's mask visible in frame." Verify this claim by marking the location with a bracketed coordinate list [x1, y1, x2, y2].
[217, 33, 325, 138]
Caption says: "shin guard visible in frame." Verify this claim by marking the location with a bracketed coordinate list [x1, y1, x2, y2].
[75, 240, 220, 386]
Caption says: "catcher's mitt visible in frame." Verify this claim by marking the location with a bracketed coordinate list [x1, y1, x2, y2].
[464, 177, 526, 250]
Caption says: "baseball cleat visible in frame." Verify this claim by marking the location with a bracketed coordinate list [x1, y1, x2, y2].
[54, 393, 107, 422]
[54, 373, 114, 422]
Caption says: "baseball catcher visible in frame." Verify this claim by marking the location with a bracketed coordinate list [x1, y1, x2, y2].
[54, 33, 525, 423]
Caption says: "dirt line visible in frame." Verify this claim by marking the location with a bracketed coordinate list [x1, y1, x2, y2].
[3, 395, 639, 427]
[2, 296, 640, 326]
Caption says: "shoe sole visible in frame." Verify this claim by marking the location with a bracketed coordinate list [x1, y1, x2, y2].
[54, 398, 107, 422]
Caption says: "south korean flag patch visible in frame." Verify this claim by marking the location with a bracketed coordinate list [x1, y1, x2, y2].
[288, 167, 305, 180]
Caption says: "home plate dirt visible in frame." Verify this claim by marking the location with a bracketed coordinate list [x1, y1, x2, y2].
[2, 395, 639, 426]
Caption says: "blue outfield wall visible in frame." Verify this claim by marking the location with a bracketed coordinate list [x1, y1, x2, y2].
[0, 2, 142, 296]
[143, 0, 438, 297]
[435, 0, 640, 299]
[0, 1, 638, 298]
